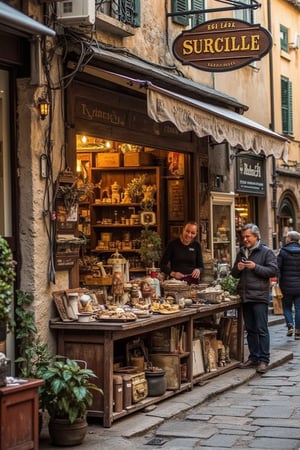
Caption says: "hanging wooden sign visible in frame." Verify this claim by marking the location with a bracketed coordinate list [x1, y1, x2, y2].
[173, 18, 272, 72]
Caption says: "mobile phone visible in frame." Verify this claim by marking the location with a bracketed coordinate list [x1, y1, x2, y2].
[241, 257, 248, 262]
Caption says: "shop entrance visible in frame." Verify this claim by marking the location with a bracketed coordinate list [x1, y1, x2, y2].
[75, 134, 190, 284]
[278, 197, 295, 246]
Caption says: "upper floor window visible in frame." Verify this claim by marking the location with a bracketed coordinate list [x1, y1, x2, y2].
[280, 25, 289, 52]
[172, 0, 205, 27]
[281, 76, 293, 135]
[234, 0, 254, 24]
[96, 0, 140, 27]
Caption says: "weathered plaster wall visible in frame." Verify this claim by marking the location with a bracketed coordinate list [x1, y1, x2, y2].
[17, 72, 68, 352]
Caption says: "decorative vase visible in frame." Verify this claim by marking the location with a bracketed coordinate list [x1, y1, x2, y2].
[48, 417, 88, 446]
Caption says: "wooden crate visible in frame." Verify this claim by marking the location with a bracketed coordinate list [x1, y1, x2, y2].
[96, 152, 122, 167]
[124, 152, 152, 167]
[149, 353, 181, 390]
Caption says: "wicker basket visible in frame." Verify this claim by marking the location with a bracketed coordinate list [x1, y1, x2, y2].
[161, 281, 190, 302]
[197, 290, 223, 304]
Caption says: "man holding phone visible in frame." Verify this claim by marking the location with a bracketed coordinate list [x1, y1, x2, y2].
[232, 223, 277, 374]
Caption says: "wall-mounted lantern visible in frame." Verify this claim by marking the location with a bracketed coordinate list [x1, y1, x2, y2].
[37, 96, 50, 120]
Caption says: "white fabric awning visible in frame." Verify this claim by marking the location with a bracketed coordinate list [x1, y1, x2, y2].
[147, 85, 289, 163]
[68, 62, 289, 162]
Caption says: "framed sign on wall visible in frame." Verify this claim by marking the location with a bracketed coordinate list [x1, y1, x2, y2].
[168, 179, 185, 221]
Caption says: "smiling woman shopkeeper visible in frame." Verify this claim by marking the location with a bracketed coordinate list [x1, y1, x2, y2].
[159, 221, 204, 285]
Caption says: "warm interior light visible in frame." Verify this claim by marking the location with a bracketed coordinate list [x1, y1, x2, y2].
[76, 160, 82, 173]
[105, 141, 111, 149]
[81, 135, 87, 144]
[37, 97, 50, 120]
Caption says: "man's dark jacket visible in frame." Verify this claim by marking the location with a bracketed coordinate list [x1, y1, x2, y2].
[231, 242, 277, 304]
[277, 241, 300, 295]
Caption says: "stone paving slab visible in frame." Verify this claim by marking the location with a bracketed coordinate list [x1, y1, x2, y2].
[248, 378, 295, 386]
[156, 421, 217, 439]
[253, 418, 300, 428]
[193, 406, 254, 416]
[186, 413, 212, 421]
[249, 405, 294, 418]
[214, 423, 259, 432]
[194, 448, 267, 450]
[254, 426, 300, 439]
[247, 437, 300, 449]
[159, 437, 199, 448]
[207, 415, 253, 425]
[279, 386, 300, 395]
[202, 433, 240, 447]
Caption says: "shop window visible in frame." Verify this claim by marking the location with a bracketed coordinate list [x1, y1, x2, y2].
[96, 0, 141, 27]
[280, 24, 289, 52]
[281, 76, 293, 135]
[234, 0, 254, 24]
[172, 0, 205, 27]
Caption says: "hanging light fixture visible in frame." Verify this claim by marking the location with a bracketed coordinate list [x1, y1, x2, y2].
[37, 96, 50, 120]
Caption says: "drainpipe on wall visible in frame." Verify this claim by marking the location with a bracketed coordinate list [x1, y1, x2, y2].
[267, 0, 278, 250]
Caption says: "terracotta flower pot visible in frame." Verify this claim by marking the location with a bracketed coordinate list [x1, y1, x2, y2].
[48, 417, 88, 446]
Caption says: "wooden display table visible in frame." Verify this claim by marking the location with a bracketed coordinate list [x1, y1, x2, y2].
[0, 379, 44, 450]
[50, 299, 243, 427]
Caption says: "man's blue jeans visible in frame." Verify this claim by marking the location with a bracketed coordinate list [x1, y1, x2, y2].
[283, 295, 300, 330]
[242, 302, 270, 364]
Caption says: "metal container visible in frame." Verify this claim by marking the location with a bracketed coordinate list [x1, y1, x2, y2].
[113, 375, 123, 412]
[122, 375, 132, 409]
[145, 369, 167, 396]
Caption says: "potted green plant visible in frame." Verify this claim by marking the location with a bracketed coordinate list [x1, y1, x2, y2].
[138, 228, 162, 268]
[0, 236, 16, 340]
[40, 358, 103, 446]
[219, 275, 239, 296]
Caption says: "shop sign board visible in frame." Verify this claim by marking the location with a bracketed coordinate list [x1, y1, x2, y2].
[173, 18, 272, 72]
[236, 154, 266, 196]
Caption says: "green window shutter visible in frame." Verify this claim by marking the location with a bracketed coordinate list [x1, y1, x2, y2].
[280, 25, 288, 52]
[288, 80, 293, 134]
[133, 0, 140, 27]
[172, 0, 189, 26]
[191, 0, 205, 27]
[281, 76, 293, 135]
[118, 0, 140, 27]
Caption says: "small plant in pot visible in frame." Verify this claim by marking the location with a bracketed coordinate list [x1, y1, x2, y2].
[138, 228, 162, 268]
[40, 358, 103, 446]
[0, 236, 16, 340]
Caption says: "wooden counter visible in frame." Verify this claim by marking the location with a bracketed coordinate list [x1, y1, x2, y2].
[0, 379, 44, 450]
[50, 300, 243, 427]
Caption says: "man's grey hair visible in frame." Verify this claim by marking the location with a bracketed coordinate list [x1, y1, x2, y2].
[242, 223, 261, 239]
[287, 230, 300, 242]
